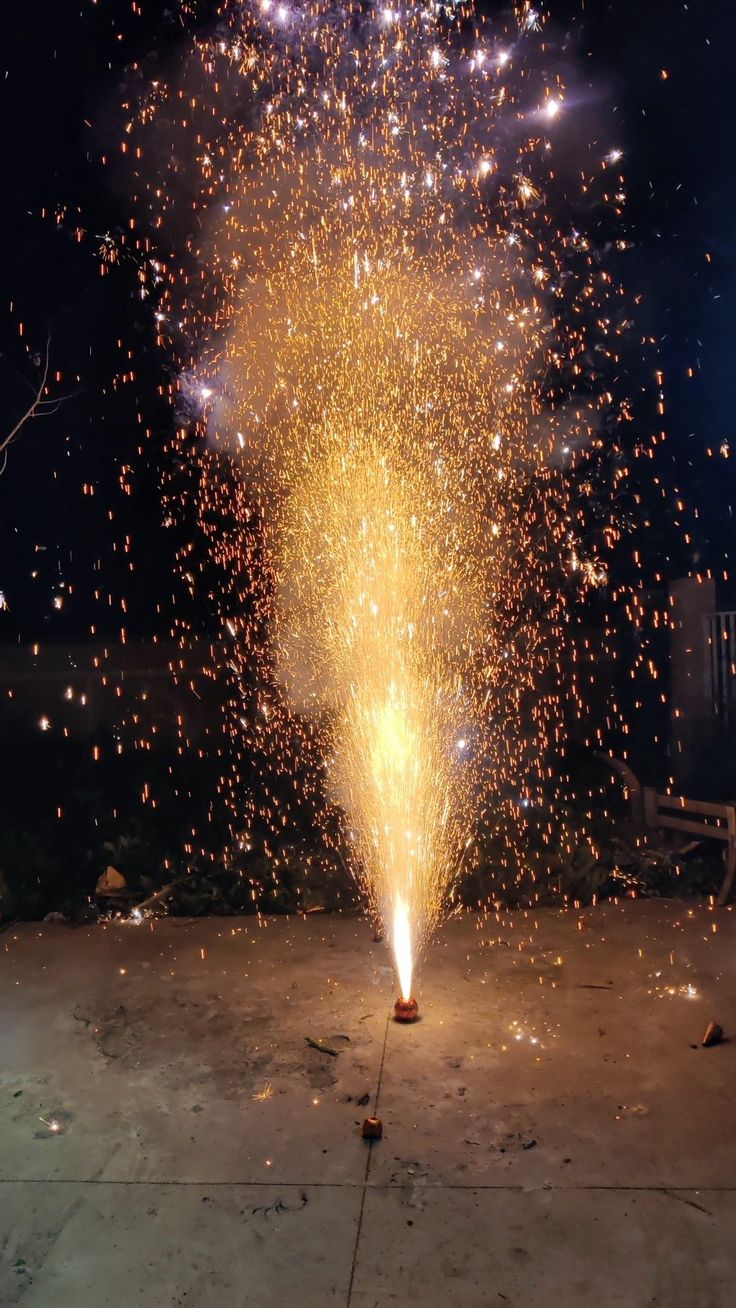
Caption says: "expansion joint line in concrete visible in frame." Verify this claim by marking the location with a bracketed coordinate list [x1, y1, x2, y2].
[2, 1180, 736, 1193]
[346, 1008, 391, 1308]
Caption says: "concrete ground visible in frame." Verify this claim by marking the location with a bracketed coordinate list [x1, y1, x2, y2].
[1, 900, 735, 1306]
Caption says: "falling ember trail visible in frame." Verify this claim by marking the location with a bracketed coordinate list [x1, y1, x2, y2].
[126, 1, 634, 990]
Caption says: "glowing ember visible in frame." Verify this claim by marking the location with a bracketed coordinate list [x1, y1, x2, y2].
[252, 1082, 275, 1102]
[38, 1116, 64, 1135]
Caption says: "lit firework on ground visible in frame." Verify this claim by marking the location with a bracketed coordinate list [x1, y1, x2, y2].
[123, 0, 635, 998]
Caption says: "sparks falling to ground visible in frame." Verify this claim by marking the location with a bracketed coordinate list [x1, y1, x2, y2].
[121, 0, 642, 988]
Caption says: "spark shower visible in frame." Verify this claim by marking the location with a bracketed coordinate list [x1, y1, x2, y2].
[125, 0, 633, 995]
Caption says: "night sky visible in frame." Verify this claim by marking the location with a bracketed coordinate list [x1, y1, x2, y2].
[0, 0, 734, 646]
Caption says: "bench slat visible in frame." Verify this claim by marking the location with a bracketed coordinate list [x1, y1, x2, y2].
[651, 792, 736, 820]
[654, 814, 731, 841]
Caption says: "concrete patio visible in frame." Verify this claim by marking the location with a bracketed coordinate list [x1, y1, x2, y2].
[1, 900, 735, 1306]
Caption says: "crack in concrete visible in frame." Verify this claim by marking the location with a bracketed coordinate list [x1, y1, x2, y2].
[346, 1009, 391, 1308]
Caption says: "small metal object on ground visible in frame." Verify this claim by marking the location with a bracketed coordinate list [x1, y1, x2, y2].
[361, 1116, 383, 1140]
[394, 996, 419, 1023]
[371, 917, 384, 943]
[702, 1021, 724, 1047]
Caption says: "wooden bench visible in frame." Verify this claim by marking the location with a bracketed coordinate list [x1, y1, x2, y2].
[643, 788, 736, 906]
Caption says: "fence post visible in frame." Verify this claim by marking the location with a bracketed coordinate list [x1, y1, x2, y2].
[669, 577, 716, 786]
[717, 806, 736, 906]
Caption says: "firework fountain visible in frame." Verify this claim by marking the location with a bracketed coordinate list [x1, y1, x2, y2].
[125, 0, 631, 1003]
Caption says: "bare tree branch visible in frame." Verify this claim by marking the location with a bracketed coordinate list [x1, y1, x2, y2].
[0, 334, 51, 474]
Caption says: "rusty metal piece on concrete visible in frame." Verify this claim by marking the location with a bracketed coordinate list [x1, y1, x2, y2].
[361, 1116, 383, 1140]
[702, 1021, 724, 1047]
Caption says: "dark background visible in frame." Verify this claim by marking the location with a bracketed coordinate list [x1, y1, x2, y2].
[0, 0, 733, 646]
[0, 2, 733, 917]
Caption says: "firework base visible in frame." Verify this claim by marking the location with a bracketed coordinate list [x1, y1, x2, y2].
[393, 995, 419, 1022]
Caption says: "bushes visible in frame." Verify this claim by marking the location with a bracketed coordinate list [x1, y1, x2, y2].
[0, 723, 228, 919]
[0, 723, 724, 921]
